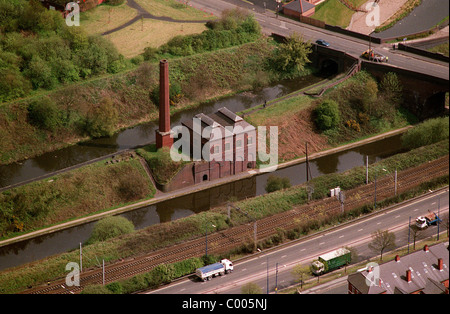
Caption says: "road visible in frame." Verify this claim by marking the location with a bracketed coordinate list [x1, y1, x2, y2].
[147, 187, 448, 294]
[188, 0, 449, 80]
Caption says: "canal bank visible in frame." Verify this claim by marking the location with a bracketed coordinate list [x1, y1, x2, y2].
[0, 126, 411, 249]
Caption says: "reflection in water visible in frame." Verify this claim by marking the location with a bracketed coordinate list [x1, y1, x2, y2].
[0, 133, 405, 271]
[0, 73, 407, 271]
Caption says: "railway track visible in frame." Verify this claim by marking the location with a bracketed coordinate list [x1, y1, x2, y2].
[21, 156, 449, 294]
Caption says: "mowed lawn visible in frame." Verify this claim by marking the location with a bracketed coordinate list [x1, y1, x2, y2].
[79, 1, 210, 58]
[104, 19, 207, 58]
[80, 1, 139, 35]
[312, 0, 367, 28]
[135, 0, 215, 21]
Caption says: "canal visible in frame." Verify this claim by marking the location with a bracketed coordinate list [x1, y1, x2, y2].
[0, 72, 407, 271]
[0, 132, 404, 271]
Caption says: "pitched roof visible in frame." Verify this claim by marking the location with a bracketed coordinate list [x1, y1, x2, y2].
[348, 243, 449, 294]
[283, 0, 315, 13]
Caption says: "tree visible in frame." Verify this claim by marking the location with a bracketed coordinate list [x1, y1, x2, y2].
[314, 99, 340, 131]
[265, 175, 291, 193]
[291, 264, 311, 291]
[241, 282, 263, 294]
[409, 225, 425, 250]
[368, 229, 396, 261]
[85, 97, 118, 138]
[27, 97, 62, 131]
[380, 72, 402, 105]
[89, 216, 134, 243]
[401, 117, 449, 150]
[273, 32, 312, 76]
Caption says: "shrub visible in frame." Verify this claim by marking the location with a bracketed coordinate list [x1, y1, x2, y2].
[401, 117, 449, 149]
[314, 99, 340, 131]
[265, 175, 291, 193]
[24, 55, 56, 89]
[27, 97, 62, 131]
[85, 97, 118, 138]
[89, 216, 134, 243]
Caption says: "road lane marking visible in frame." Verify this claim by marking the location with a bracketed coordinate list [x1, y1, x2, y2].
[395, 215, 401, 218]
[339, 235, 344, 238]
[358, 228, 363, 232]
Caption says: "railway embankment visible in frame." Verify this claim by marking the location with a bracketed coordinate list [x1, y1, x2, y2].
[1, 138, 448, 294]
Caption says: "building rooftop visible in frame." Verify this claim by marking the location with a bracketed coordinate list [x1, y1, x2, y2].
[283, 0, 315, 13]
[348, 243, 449, 294]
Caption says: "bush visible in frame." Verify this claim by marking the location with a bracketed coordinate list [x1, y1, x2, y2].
[314, 99, 340, 131]
[265, 175, 291, 193]
[27, 97, 62, 131]
[85, 97, 118, 138]
[89, 216, 134, 243]
[401, 117, 449, 149]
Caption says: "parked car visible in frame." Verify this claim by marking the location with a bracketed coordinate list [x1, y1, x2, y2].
[315, 39, 330, 47]
[361, 49, 388, 62]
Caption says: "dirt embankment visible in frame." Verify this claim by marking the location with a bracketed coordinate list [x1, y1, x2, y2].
[263, 107, 329, 162]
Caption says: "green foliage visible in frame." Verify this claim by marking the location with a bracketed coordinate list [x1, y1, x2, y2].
[401, 117, 449, 150]
[85, 97, 119, 138]
[155, 8, 260, 58]
[137, 145, 185, 185]
[0, 0, 124, 101]
[265, 175, 291, 193]
[89, 216, 134, 243]
[27, 97, 62, 131]
[241, 282, 263, 294]
[314, 99, 340, 131]
[0, 66, 31, 102]
[271, 32, 312, 78]
[82, 257, 204, 294]
[380, 72, 403, 105]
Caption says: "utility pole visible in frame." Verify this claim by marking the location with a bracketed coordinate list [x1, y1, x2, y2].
[266, 257, 269, 294]
[394, 168, 397, 196]
[437, 197, 440, 240]
[306, 142, 309, 182]
[366, 155, 369, 184]
[79, 243, 82, 273]
[275, 263, 279, 294]
[408, 216, 411, 254]
[374, 173, 377, 209]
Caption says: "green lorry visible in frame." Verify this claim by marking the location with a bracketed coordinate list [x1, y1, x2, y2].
[311, 248, 351, 275]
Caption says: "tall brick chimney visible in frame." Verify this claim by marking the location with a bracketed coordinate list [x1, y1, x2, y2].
[438, 258, 443, 271]
[156, 59, 173, 149]
[406, 269, 412, 283]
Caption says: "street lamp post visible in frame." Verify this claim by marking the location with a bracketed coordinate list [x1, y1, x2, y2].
[205, 222, 216, 257]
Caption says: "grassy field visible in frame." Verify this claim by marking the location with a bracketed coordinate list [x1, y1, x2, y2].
[135, 0, 215, 21]
[104, 19, 207, 58]
[312, 0, 367, 28]
[80, 1, 139, 35]
[80, 1, 209, 58]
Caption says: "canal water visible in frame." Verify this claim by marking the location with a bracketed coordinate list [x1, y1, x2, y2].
[0, 74, 324, 189]
[0, 73, 406, 271]
[0, 132, 404, 271]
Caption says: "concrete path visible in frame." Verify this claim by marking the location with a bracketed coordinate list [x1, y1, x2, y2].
[101, 0, 211, 36]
